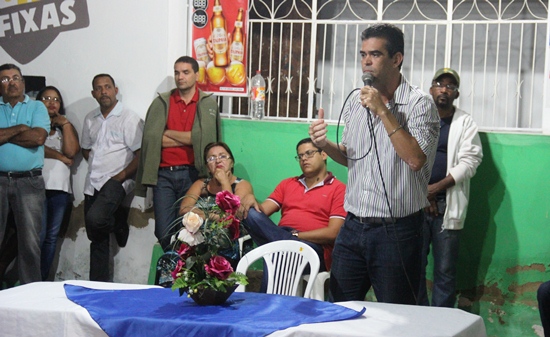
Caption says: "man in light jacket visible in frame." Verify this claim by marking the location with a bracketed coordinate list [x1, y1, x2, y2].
[419, 68, 483, 307]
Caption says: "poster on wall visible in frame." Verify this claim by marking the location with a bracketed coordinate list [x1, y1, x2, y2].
[189, 0, 248, 96]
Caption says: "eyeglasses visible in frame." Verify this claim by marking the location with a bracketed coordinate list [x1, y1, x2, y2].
[206, 154, 231, 163]
[295, 149, 321, 161]
[432, 82, 458, 92]
[41, 96, 60, 102]
[0, 76, 23, 84]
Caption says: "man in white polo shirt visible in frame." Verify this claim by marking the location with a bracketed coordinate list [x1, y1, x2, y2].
[81, 74, 144, 282]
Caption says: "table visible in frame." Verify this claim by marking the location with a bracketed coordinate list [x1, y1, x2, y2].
[270, 301, 487, 337]
[0, 281, 486, 337]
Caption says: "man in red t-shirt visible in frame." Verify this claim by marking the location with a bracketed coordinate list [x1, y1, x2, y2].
[136, 56, 221, 250]
[242, 138, 346, 272]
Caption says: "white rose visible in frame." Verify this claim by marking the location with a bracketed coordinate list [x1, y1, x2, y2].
[182, 211, 204, 234]
[177, 228, 204, 246]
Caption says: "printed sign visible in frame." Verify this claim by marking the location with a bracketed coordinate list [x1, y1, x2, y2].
[190, 0, 248, 96]
[0, 0, 90, 64]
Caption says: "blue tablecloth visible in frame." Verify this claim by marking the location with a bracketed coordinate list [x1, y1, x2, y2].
[64, 284, 365, 337]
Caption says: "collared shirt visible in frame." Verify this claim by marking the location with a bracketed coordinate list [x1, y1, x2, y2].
[267, 172, 347, 232]
[81, 102, 144, 195]
[266, 172, 346, 270]
[341, 75, 439, 217]
[0, 95, 50, 172]
[160, 89, 198, 167]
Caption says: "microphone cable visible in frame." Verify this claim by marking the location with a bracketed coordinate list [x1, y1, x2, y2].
[333, 89, 419, 305]
[334, 88, 373, 161]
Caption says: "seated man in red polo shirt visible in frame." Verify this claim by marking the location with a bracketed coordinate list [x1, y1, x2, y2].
[242, 138, 346, 273]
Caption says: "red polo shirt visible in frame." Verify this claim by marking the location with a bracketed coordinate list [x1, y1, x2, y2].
[267, 172, 346, 270]
[160, 89, 198, 167]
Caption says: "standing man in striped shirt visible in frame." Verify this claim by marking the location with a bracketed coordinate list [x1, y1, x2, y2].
[309, 23, 440, 305]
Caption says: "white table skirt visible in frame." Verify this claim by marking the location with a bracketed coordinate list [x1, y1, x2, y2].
[271, 300, 487, 337]
[0, 281, 486, 337]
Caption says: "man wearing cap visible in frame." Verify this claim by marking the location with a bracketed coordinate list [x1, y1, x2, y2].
[419, 68, 483, 307]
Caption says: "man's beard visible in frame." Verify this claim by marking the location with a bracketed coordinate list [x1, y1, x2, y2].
[435, 96, 453, 110]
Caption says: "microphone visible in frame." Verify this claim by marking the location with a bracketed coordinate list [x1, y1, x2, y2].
[362, 72, 373, 86]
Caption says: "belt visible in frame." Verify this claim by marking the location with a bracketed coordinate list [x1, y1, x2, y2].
[159, 165, 192, 171]
[349, 211, 420, 225]
[0, 169, 42, 178]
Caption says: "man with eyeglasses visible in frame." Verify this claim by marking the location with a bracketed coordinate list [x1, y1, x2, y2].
[242, 138, 346, 278]
[0, 63, 50, 284]
[136, 56, 221, 251]
[81, 74, 144, 281]
[418, 68, 483, 307]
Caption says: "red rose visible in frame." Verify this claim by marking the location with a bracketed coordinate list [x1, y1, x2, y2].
[224, 214, 240, 241]
[205, 255, 234, 280]
[216, 191, 241, 214]
[171, 260, 185, 280]
[177, 243, 193, 258]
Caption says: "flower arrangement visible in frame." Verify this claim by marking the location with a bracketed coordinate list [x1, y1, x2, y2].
[170, 191, 248, 298]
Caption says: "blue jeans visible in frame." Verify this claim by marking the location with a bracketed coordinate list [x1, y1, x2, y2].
[40, 190, 69, 280]
[419, 204, 460, 307]
[329, 212, 423, 304]
[243, 208, 326, 292]
[0, 175, 44, 284]
[538, 281, 550, 334]
[153, 167, 198, 251]
[84, 179, 127, 282]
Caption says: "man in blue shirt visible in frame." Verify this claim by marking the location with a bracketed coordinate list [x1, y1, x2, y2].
[0, 63, 50, 284]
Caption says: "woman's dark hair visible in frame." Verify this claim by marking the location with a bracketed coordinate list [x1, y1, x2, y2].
[203, 142, 235, 173]
[36, 86, 65, 115]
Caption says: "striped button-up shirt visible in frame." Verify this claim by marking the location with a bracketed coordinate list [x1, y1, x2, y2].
[341, 75, 439, 218]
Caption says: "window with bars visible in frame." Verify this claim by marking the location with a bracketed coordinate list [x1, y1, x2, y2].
[219, 0, 548, 133]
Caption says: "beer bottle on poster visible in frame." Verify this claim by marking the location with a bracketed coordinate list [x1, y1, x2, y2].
[211, 0, 228, 67]
[194, 37, 210, 64]
[229, 8, 244, 62]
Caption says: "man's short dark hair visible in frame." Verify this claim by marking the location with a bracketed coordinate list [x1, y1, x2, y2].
[296, 137, 322, 152]
[0, 63, 23, 76]
[361, 23, 404, 69]
[92, 74, 116, 88]
[175, 56, 199, 73]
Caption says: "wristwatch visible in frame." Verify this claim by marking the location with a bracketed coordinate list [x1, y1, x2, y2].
[291, 230, 299, 238]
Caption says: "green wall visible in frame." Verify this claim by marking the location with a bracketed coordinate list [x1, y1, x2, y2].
[222, 119, 550, 336]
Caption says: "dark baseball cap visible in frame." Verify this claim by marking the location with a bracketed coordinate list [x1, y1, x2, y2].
[433, 68, 460, 88]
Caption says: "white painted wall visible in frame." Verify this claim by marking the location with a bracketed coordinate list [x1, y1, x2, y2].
[1, 0, 192, 284]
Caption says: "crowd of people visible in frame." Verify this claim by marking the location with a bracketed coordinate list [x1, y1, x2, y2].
[5, 22, 549, 332]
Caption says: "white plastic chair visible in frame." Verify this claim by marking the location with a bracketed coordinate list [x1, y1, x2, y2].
[235, 240, 320, 298]
[237, 234, 252, 258]
[303, 271, 330, 301]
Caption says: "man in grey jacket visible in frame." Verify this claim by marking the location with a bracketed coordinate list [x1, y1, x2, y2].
[136, 56, 221, 251]
[419, 68, 483, 307]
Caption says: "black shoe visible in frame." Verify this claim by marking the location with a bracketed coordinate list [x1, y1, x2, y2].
[114, 223, 129, 247]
